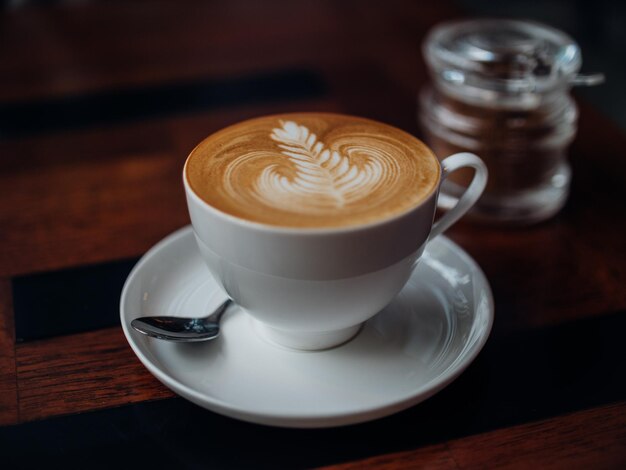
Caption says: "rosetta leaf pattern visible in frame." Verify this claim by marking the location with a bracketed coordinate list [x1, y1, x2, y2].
[254, 120, 380, 210]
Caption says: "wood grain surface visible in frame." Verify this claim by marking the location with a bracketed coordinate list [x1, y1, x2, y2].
[15, 327, 174, 422]
[0, 281, 18, 425]
[1, 0, 625, 468]
[323, 402, 626, 469]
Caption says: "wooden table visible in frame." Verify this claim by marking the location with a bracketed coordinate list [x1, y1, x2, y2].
[1, 1, 625, 467]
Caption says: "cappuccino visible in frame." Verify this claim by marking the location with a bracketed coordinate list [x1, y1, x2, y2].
[186, 113, 440, 228]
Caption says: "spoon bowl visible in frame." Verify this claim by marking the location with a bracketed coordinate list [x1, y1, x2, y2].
[131, 298, 232, 342]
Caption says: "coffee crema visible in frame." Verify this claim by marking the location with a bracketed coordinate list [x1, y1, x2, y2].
[185, 113, 440, 228]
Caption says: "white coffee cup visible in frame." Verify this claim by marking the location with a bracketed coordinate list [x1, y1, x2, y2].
[184, 148, 486, 350]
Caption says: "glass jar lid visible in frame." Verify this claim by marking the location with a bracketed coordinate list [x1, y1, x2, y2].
[423, 19, 602, 108]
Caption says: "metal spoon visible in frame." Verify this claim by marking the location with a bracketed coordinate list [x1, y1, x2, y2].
[131, 298, 232, 342]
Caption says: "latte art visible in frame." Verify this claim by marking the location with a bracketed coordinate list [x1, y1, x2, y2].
[186, 113, 440, 228]
[224, 120, 400, 215]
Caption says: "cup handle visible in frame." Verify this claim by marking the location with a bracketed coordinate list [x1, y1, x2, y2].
[429, 152, 488, 239]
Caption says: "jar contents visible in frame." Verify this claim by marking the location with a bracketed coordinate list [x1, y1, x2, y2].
[419, 19, 603, 224]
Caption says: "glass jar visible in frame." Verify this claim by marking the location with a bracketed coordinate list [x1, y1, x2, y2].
[419, 19, 603, 224]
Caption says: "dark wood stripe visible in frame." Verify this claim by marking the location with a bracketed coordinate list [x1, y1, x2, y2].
[12, 258, 139, 342]
[15, 326, 173, 423]
[322, 402, 626, 470]
[447, 401, 626, 470]
[2, 396, 625, 468]
[0, 280, 18, 426]
[0, 69, 326, 138]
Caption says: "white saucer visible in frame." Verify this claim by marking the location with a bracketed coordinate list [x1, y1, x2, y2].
[120, 226, 493, 428]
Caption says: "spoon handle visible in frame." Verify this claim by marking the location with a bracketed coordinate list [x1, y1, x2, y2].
[208, 298, 232, 322]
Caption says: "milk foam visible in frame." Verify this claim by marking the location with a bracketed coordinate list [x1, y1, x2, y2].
[186, 113, 440, 228]
[221, 120, 400, 215]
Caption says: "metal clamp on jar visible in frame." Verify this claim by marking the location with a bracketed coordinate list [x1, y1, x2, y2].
[419, 19, 604, 224]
